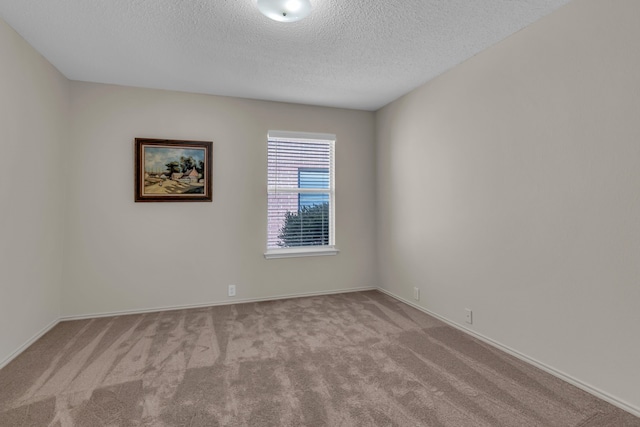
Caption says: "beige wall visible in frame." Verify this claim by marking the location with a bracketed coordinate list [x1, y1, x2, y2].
[0, 19, 69, 366]
[62, 82, 377, 316]
[376, 0, 640, 412]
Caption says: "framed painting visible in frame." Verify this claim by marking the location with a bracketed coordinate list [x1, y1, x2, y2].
[135, 138, 213, 202]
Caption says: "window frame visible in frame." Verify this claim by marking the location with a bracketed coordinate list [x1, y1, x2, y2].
[264, 130, 339, 259]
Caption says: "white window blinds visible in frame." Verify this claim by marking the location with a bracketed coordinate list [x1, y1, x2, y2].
[267, 131, 335, 251]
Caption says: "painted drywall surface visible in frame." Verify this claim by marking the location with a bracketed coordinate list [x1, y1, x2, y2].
[376, 0, 640, 410]
[63, 82, 376, 316]
[0, 19, 68, 364]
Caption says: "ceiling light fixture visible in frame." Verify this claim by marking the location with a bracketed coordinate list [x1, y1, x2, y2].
[256, 0, 312, 23]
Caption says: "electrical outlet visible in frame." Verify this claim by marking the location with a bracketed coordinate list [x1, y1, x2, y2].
[413, 287, 420, 301]
[228, 284, 236, 297]
[465, 308, 473, 324]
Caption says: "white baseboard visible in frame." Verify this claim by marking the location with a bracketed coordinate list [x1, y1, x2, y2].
[60, 286, 377, 321]
[376, 288, 640, 418]
[0, 318, 60, 370]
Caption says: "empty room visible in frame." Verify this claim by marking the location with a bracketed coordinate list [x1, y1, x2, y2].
[1, 0, 639, 425]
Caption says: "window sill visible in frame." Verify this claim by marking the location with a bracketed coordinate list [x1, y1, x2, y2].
[264, 247, 340, 259]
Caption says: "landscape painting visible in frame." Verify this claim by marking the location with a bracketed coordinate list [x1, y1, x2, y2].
[135, 138, 213, 202]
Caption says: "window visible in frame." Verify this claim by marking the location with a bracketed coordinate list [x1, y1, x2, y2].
[265, 131, 338, 259]
[298, 168, 329, 209]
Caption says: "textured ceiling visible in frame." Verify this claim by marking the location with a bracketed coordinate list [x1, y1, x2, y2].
[0, 0, 571, 110]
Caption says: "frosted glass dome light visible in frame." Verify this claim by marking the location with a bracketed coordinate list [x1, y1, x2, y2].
[256, 0, 312, 23]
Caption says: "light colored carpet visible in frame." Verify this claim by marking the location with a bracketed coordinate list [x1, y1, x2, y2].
[0, 291, 638, 426]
